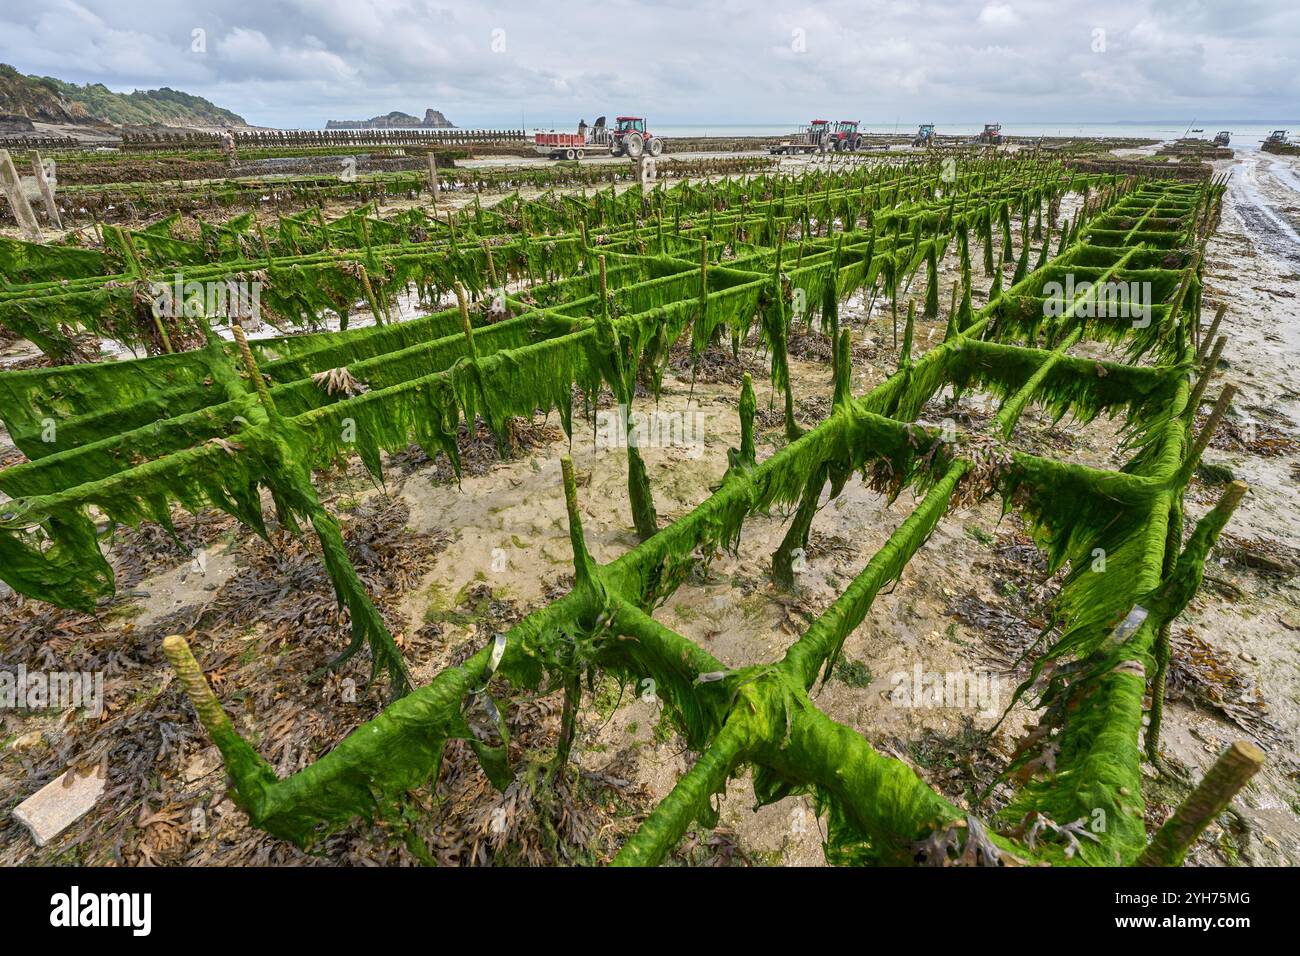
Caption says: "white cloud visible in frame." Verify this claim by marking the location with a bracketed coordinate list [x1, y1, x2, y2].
[0, 0, 1295, 127]
[977, 3, 1023, 29]
[215, 27, 357, 82]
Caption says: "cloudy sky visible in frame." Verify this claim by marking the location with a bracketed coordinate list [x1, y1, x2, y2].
[2, 0, 1297, 128]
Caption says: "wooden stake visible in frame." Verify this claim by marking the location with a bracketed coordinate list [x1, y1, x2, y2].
[1137, 741, 1264, 866]
[560, 455, 597, 586]
[1147, 480, 1248, 762]
[1197, 304, 1227, 361]
[119, 228, 177, 354]
[255, 219, 273, 262]
[1179, 383, 1236, 483]
[354, 262, 386, 327]
[454, 281, 478, 360]
[162, 635, 236, 740]
[598, 254, 609, 317]
[483, 239, 498, 289]
[0, 149, 42, 241]
[30, 152, 61, 230]
[698, 237, 708, 303]
[231, 320, 274, 410]
[427, 153, 440, 202]
[1185, 335, 1227, 418]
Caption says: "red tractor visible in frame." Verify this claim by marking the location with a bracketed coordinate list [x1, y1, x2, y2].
[770, 119, 859, 154]
[609, 116, 664, 158]
[825, 120, 865, 151]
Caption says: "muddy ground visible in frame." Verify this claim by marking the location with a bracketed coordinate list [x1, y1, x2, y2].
[0, 148, 1297, 867]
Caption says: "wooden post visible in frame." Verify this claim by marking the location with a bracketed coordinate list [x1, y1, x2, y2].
[427, 153, 440, 202]
[1137, 741, 1264, 866]
[162, 635, 237, 741]
[1178, 383, 1236, 484]
[0, 149, 42, 241]
[1185, 335, 1227, 418]
[1197, 304, 1227, 361]
[30, 152, 61, 230]
[454, 281, 478, 361]
[597, 254, 609, 319]
[231, 319, 274, 410]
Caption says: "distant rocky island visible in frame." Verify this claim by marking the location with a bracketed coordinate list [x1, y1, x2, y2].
[326, 109, 455, 130]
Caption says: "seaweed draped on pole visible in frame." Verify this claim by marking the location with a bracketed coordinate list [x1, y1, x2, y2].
[1, 161, 1247, 868]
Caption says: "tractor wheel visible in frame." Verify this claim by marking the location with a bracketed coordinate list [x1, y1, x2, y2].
[851, 136, 863, 151]
[610, 143, 624, 157]
[648, 137, 663, 157]
[624, 132, 645, 158]
[565, 148, 576, 160]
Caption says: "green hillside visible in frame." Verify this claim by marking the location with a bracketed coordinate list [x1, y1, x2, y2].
[0, 63, 246, 127]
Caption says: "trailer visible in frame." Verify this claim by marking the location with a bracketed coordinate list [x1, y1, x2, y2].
[533, 131, 589, 160]
[533, 116, 664, 160]
[1261, 130, 1299, 155]
[769, 119, 834, 155]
